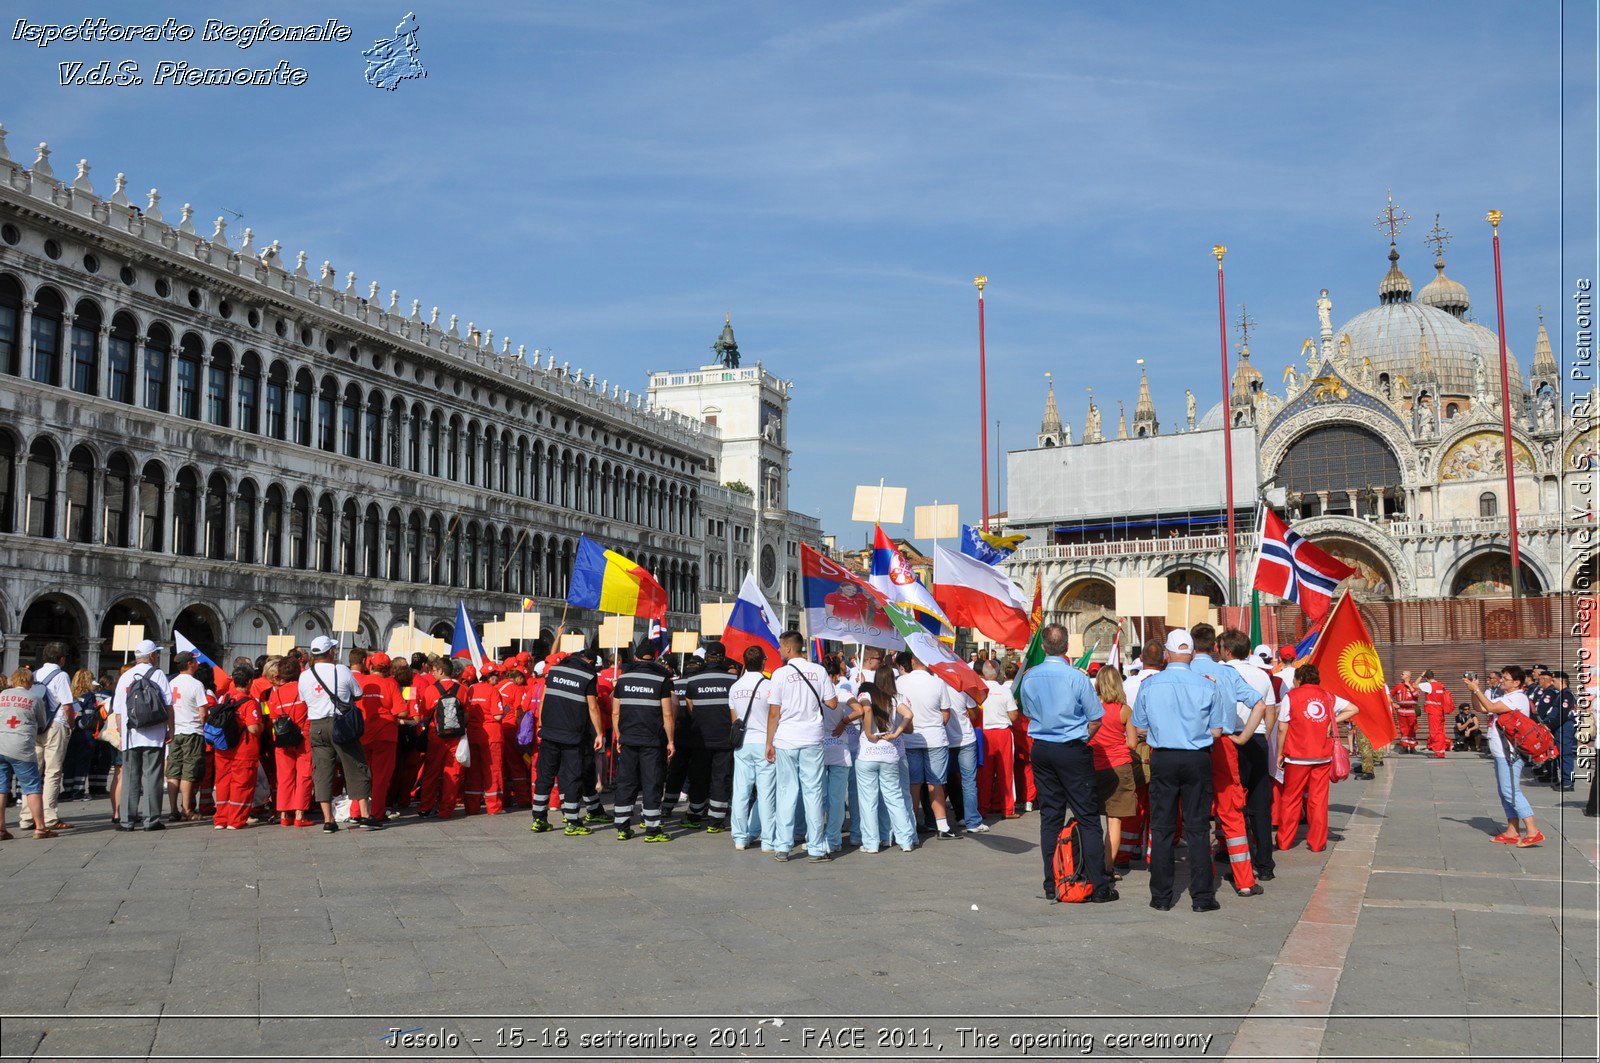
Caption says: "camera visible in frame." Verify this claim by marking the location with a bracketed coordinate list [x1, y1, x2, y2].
[1462, 671, 1476, 681]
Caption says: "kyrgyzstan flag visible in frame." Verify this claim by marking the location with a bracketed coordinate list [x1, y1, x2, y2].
[1304, 592, 1397, 748]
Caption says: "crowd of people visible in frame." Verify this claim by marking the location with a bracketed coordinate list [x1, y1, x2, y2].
[0, 624, 1591, 905]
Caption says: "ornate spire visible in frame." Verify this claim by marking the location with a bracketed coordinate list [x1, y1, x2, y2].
[1531, 307, 1557, 377]
[1418, 213, 1469, 317]
[1375, 190, 1412, 305]
[1116, 401, 1128, 440]
[1037, 372, 1066, 447]
[1133, 359, 1159, 437]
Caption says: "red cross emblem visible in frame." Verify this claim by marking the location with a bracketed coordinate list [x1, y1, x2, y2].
[4, 716, 20, 729]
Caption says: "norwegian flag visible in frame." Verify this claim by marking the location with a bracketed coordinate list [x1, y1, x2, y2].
[1253, 510, 1354, 625]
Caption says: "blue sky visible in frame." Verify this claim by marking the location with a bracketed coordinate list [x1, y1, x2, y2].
[3, 2, 1593, 549]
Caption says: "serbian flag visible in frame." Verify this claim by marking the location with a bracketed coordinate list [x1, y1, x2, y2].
[1253, 510, 1354, 625]
[723, 572, 781, 672]
[870, 525, 952, 639]
[567, 535, 668, 620]
[931, 544, 1032, 649]
[1304, 591, 1397, 748]
[451, 601, 486, 672]
[882, 599, 988, 704]
[801, 543, 905, 650]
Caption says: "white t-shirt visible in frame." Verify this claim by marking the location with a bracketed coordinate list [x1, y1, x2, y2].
[857, 693, 909, 763]
[299, 661, 359, 722]
[1277, 664, 1296, 691]
[980, 679, 1018, 729]
[1486, 688, 1530, 760]
[1226, 659, 1275, 735]
[113, 662, 173, 750]
[767, 659, 835, 750]
[169, 673, 208, 736]
[822, 700, 854, 767]
[943, 688, 977, 747]
[897, 670, 951, 750]
[729, 673, 771, 743]
[1122, 669, 1151, 710]
[34, 662, 74, 728]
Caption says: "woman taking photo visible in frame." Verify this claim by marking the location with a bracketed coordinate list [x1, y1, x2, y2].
[852, 670, 917, 853]
[1089, 665, 1138, 879]
[1466, 665, 1543, 847]
[1276, 665, 1358, 852]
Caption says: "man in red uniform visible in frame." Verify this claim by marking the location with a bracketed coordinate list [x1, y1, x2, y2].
[212, 665, 264, 830]
[1190, 624, 1268, 898]
[417, 660, 469, 819]
[466, 666, 504, 814]
[1391, 670, 1420, 753]
[1418, 669, 1450, 759]
[1276, 665, 1358, 851]
[268, 660, 314, 826]
[353, 651, 403, 820]
[497, 668, 530, 807]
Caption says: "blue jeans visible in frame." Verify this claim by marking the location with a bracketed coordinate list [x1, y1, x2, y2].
[0, 752, 43, 794]
[822, 762, 851, 851]
[856, 758, 916, 851]
[774, 745, 827, 857]
[1557, 720, 1576, 787]
[954, 741, 982, 828]
[732, 738, 775, 849]
[847, 757, 862, 844]
[1492, 750, 1533, 822]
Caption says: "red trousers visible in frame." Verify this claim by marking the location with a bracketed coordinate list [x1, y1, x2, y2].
[977, 729, 1015, 816]
[390, 745, 423, 810]
[1012, 720, 1036, 806]
[274, 742, 313, 814]
[1396, 710, 1419, 750]
[1425, 707, 1448, 756]
[502, 722, 530, 806]
[363, 736, 397, 818]
[464, 731, 505, 815]
[1210, 740, 1256, 890]
[1277, 760, 1331, 851]
[1122, 775, 1149, 865]
[417, 732, 452, 815]
[213, 750, 256, 827]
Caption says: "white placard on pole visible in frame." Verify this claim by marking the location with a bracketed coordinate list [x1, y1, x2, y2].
[700, 602, 733, 637]
[1115, 577, 1169, 618]
[332, 599, 362, 633]
[481, 620, 509, 650]
[1067, 631, 1084, 658]
[559, 633, 587, 654]
[851, 484, 907, 524]
[265, 634, 296, 657]
[1166, 592, 1210, 629]
[913, 503, 960, 541]
[503, 613, 541, 640]
[599, 616, 634, 651]
[670, 630, 700, 655]
[111, 624, 145, 652]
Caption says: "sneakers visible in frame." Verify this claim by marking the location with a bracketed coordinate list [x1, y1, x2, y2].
[529, 818, 554, 833]
[321, 822, 338, 834]
[359, 818, 386, 831]
[969, 823, 991, 833]
[584, 811, 611, 825]
[682, 816, 706, 830]
[936, 830, 959, 841]
[563, 822, 593, 836]
[1234, 883, 1265, 897]
[771, 851, 789, 862]
[616, 827, 634, 841]
[808, 853, 830, 863]
[643, 830, 670, 843]
[705, 821, 727, 834]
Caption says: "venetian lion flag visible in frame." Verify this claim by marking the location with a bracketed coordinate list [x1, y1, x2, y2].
[566, 535, 668, 620]
[1304, 591, 1397, 748]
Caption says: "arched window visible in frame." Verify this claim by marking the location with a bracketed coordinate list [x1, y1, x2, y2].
[66, 445, 94, 542]
[138, 461, 165, 551]
[25, 438, 58, 537]
[103, 453, 132, 547]
[236, 352, 261, 433]
[264, 484, 285, 566]
[364, 390, 384, 462]
[70, 300, 101, 396]
[265, 361, 288, 440]
[482, 428, 497, 491]
[0, 275, 21, 376]
[172, 467, 200, 555]
[387, 396, 405, 467]
[516, 437, 529, 497]
[142, 325, 171, 412]
[1275, 425, 1405, 518]
[204, 472, 227, 559]
[205, 344, 233, 426]
[408, 404, 424, 472]
[385, 508, 401, 581]
[427, 514, 443, 584]
[362, 503, 381, 578]
[0, 432, 15, 533]
[531, 441, 544, 501]
[465, 522, 481, 589]
[31, 288, 64, 386]
[107, 313, 137, 404]
[497, 431, 510, 493]
[444, 519, 460, 587]
[1479, 491, 1498, 518]
[446, 416, 461, 480]
[339, 499, 358, 575]
[426, 410, 441, 476]
[341, 384, 362, 458]
[292, 369, 314, 446]
[175, 334, 203, 420]
[464, 421, 480, 487]
[317, 376, 338, 452]
[406, 512, 422, 583]
[290, 489, 311, 568]
[315, 493, 335, 571]
[234, 479, 258, 563]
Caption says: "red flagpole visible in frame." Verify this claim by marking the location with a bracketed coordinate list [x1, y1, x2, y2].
[1486, 211, 1524, 597]
[1214, 245, 1237, 606]
[976, 275, 990, 531]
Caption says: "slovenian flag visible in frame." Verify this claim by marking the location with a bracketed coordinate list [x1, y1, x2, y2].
[566, 535, 668, 619]
[174, 630, 218, 671]
[451, 601, 486, 671]
[722, 572, 781, 673]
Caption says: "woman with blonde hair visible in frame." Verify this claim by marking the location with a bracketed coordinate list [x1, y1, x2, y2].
[0, 667, 53, 839]
[1090, 665, 1138, 879]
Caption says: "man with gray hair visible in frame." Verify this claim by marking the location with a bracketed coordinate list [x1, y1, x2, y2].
[1015, 623, 1116, 903]
[299, 636, 378, 833]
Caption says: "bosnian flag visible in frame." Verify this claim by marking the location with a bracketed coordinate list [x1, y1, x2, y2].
[869, 525, 952, 640]
[931, 544, 1033, 649]
[722, 572, 782, 673]
[174, 629, 218, 671]
[451, 601, 486, 671]
[1253, 510, 1354, 625]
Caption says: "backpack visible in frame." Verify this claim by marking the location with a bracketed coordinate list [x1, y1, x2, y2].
[124, 668, 167, 729]
[1052, 818, 1097, 903]
[310, 664, 365, 744]
[203, 697, 244, 752]
[272, 714, 303, 746]
[515, 705, 537, 747]
[1496, 711, 1558, 765]
[433, 681, 466, 739]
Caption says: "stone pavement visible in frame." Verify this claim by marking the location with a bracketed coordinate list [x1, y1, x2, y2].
[0, 751, 1594, 1062]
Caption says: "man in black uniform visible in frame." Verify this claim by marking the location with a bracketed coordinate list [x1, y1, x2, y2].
[611, 639, 677, 842]
[661, 655, 698, 823]
[530, 647, 605, 836]
[682, 641, 742, 833]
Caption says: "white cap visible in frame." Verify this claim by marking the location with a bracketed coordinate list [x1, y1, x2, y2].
[309, 635, 339, 655]
[134, 639, 159, 658]
[1253, 644, 1274, 664]
[1165, 628, 1194, 654]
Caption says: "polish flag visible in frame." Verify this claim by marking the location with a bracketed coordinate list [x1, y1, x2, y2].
[931, 544, 1033, 649]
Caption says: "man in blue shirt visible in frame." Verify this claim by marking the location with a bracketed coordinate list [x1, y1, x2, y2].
[1131, 628, 1232, 912]
[1189, 623, 1268, 898]
[1016, 624, 1116, 904]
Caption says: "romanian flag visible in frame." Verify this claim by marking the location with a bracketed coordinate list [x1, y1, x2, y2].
[1304, 591, 1397, 748]
[566, 536, 668, 619]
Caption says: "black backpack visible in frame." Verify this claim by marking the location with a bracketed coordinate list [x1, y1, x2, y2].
[433, 680, 466, 739]
[203, 696, 244, 752]
[124, 668, 167, 729]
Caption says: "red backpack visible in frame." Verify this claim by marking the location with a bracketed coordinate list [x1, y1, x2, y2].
[1496, 711, 1557, 765]
[1052, 819, 1096, 903]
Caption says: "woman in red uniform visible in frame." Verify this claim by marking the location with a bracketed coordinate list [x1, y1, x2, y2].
[269, 659, 314, 827]
[388, 661, 425, 812]
[212, 665, 263, 829]
[465, 667, 502, 814]
[353, 650, 402, 821]
[497, 667, 530, 808]
[1276, 665, 1358, 852]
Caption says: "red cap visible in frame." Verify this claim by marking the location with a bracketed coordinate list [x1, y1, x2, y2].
[368, 651, 391, 669]
[1087, 662, 1103, 676]
[459, 666, 477, 683]
[1278, 645, 1297, 661]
